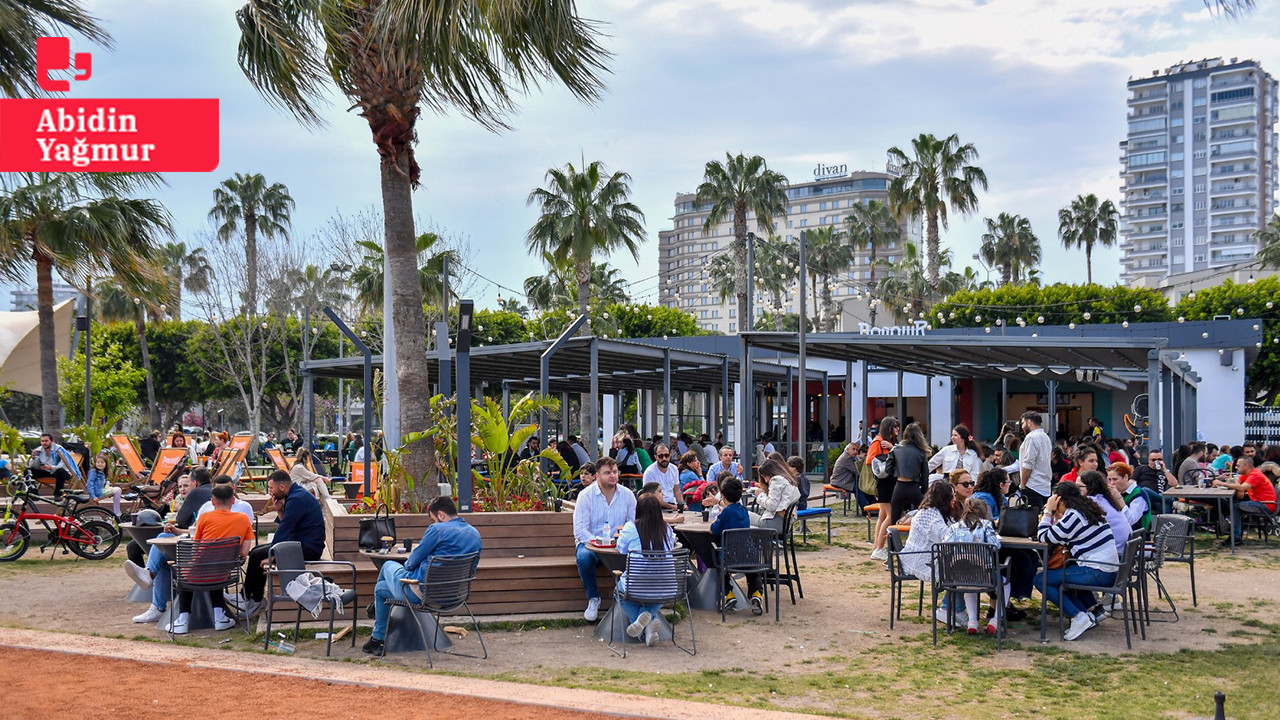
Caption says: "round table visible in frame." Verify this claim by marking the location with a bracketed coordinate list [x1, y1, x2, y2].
[146, 534, 217, 632]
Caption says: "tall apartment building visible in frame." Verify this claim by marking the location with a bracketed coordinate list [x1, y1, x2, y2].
[1120, 57, 1278, 284]
[9, 283, 79, 311]
[658, 167, 921, 334]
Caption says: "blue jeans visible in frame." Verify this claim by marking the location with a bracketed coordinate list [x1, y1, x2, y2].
[1232, 500, 1273, 540]
[619, 599, 663, 624]
[1034, 565, 1116, 619]
[149, 532, 175, 610]
[371, 560, 414, 641]
[576, 543, 601, 600]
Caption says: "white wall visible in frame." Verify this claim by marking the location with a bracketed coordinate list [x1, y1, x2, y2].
[1184, 348, 1246, 444]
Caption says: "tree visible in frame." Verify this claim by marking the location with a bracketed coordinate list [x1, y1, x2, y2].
[496, 296, 529, 318]
[801, 226, 852, 331]
[695, 153, 790, 330]
[0, 172, 171, 436]
[844, 199, 902, 326]
[1177, 278, 1278, 402]
[523, 258, 630, 314]
[234, 0, 609, 499]
[933, 284, 1173, 328]
[349, 233, 456, 315]
[95, 320, 214, 428]
[1256, 213, 1280, 269]
[57, 341, 145, 424]
[526, 161, 645, 331]
[887, 133, 988, 296]
[159, 241, 211, 320]
[753, 235, 799, 331]
[980, 212, 1041, 286]
[289, 264, 349, 320]
[0, 1, 111, 98]
[1057, 193, 1118, 285]
[873, 243, 967, 323]
[97, 279, 170, 428]
[473, 310, 530, 346]
[209, 173, 293, 314]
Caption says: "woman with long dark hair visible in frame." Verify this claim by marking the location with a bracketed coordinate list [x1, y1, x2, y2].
[615, 494, 676, 646]
[1078, 469, 1130, 555]
[973, 468, 1008, 521]
[753, 455, 800, 532]
[929, 424, 981, 478]
[899, 480, 957, 624]
[1034, 481, 1119, 641]
[889, 423, 931, 524]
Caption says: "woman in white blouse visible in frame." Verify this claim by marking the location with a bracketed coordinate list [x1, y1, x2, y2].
[752, 456, 801, 533]
[928, 424, 982, 478]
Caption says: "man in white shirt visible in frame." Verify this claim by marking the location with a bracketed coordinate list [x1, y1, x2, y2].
[572, 457, 636, 621]
[196, 475, 256, 525]
[1018, 411, 1053, 510]
[642, 444, 683, 511]
[705, 445, 743, 483]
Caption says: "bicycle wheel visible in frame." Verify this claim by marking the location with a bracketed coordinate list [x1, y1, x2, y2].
[66, 519, 121, 560]
[0, 522, 30, 562]
[73, 506, 120, 529]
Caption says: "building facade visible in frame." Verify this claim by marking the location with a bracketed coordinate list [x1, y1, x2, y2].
[9, 283, 79, 311]
[659, 166, 921, 334]
[1120, 57, 1278, 284]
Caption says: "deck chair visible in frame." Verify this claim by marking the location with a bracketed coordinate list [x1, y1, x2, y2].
[151, 447, 189, 486]
[228, 433, 253, 454]
[351, 460, 380, 497]
[266, 447, 292, 473]
[111, 434, 150, 483]
[211, 447, 247, 484]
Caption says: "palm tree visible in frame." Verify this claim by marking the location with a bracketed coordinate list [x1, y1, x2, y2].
[0, 172, 171, 434]
[208, 173, 293, 314]
[980, 213, 1041, 286]
[159, 241, 212, 320]
[1256, 213, 1280, 269]
[801, 226, 853, 331]
[887, 133, 988, 296]
[695, 153, 790, 329]
[98, 278, 169, 428]
[753, 235, 798, 331]
[873, 243, 964, 323]
[525, 161, 645, 331]
[349, 232, 456, 315]
[844, 200, 902, 326]
[234, 0, 608, 492]
[1057, 194, 1119, 285]
[291, 264, 349, 319]
[708, 253, 736, 304]
[0, 1, 111, 98]
[523, 258, 631, 314]
[496, 296, 529, 318]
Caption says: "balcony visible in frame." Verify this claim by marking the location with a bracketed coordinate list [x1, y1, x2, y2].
[1127, 106, 1168, 118]
[1211, 182, 1257, 195]
[1126, 193, 1166, 206]
[1210, 215, 1257, 228]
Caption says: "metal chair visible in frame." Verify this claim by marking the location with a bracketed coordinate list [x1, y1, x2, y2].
[1058, 536, 1144, 649]
[718, 528, 779, 622]
[1142, 520, 1179, 623]
[1153, 513, 1197, 606]
[168, 537, 242, 642]
[795, 507, 833, 543]
[1238, 493, 1278, 543]
[885, 527, 925, 629]
[609, 548, 695, 657]
[930, 542, 1010, 650]
[389, 553, 485, 668]
[263, 541, 358, 656]
[775, 508, 801, 602]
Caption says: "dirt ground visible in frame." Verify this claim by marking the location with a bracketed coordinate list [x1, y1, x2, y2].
[1, 516, 1278, 718]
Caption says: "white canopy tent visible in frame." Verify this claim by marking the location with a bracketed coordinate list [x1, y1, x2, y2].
[0, 299, 75, 396]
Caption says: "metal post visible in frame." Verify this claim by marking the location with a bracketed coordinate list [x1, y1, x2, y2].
[721, 356, 730, 449]
[663, 349, 672, 443]
[1161, 365, 1175, 455]
[501, 381, 510, 419]
[81, 288, 91, 424]
[324, 307, 372, 495]
[797, 229, 807, 467]
[560, 392, 570, 440]
[1147, 351, 1162, 452]
[784, 366, 793, 456]
[588, 338, 599, 460]
[1046, 380, 1058, 443]
[821, 370, 830, 477]
[745, 233, 756, 332]
[1172, 376, 1184, 445]
[1000, 378, 1008, 430]
[539, 314, 589, 451]
[845, 361, 854, 444]
[382, 249, 399, 451]
[303, 310, 315, 448]
[896, 370, 905, 424]
[861, 361, 870, 443]
[739, 333, 753, 484]
[338, 335, 345, 436]
[1188, 379, 1199, 442]
[925, 374, 933, 443]
[456, 299, 472, 511]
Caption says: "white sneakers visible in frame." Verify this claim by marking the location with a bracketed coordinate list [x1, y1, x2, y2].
[626, 611, 652, 638]
[167, 613, 190, 635]
[644, 618, 660, 646]
[1064, 611, 1097, 641]
[124, 561, 153, 590]
[133, 605, 163, 624]
[213, 608, 236, 631]
[583, 597, 601, 622]
[224, 591, 246, 611]
[870, 547, 888, 562]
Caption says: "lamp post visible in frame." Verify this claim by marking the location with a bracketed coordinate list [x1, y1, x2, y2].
[797, 229, 807, 464]
[456, 300, 474, 512]
[972, 252, 994, 286]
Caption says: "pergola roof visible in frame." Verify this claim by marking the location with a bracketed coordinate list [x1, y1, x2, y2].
[0, 299, 74, 396]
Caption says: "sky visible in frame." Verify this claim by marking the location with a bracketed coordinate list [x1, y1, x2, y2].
[16, 0, 1280, 309]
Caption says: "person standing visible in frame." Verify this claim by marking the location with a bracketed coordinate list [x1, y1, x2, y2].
[928, 424, 982, 479]
[1018, 412, 1053, 511]
[868, 417, 901, 562]
[572, 457, 636, 621]
[642, 444, 684, 511]
[888, 423, 931, 525]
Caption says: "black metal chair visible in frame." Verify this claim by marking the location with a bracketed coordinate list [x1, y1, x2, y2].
[168, 537, 242, 642]
[1058, 536, 1144, 649]
[609, 548, 695, 658]
[718, 528, 779, 622]
[930, 542, 1010, 650]
[1153, 513, 1197, 606]
[389, 552, 485, 668]
[1142, 520, 1179, 623]
[263, 541, 358, 656]
[885, 527, 925, 629]
[775, 508, 801, 602]
[1238, 489, 1278, 542]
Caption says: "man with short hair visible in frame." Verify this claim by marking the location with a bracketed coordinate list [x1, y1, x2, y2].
[642, 444, 683, 511]
[167, 484, 253, 634]
[705, 445, 742, 483]
[1019, 411, 1053, 511]
[239, 470, 325, 618]
[31, 433, 80, 497]
[126, 467, 215, 624]
[362, 496, 481, 656]
[572, 456, 636, 621]
[1213, 455, 1277, 545]
[1177, 442, 1207, 486]
[1242, 442, 1257, 461]
[197, 475, 255, 524]
[1133, 447, 1177, 514]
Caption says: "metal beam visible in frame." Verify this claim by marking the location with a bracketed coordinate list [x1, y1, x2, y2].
[721, 355, 730, 449]
[663, 349, 672, 443]
[324, 307, 372, 495]
[588, 338, 599, 460]
[539, 314, 589, 450]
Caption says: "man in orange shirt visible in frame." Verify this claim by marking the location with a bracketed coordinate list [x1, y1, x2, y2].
[867, 416, 901, 561]
[167, 484, 253, 635]
[1213, 455, 1278, 545]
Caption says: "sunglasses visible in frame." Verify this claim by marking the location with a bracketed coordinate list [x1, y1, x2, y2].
[958, 481, 975, 488]
[656, 454, 671, 459]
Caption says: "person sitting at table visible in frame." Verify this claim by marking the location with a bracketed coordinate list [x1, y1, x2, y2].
[643, 444, 684, 512]
[1034, 481, 1119, 641]
[290, 448, 336, 555]
[899, 480, 959, 627]
[238, 470, 326, 619]
[752, 456, 800, 534]
[1107, 462, 1150, 533]
[705, 445, 742, 484]
[972, 468, 1007, 522]
[1078, 470, 1131, 556]
[197, 475, 255, 524]
[943, 498, 1005, 635]
[948, 468, 976, 518]
[678, 451, 706, 509]
[786, 455, 812, 510]
[694, 481, 720, 519]
[612, 435, 643, 476]
[637, 481, 661, 499]
[125, 467, 216, 624]
[615, 493, 677, 646]
[1212, 455, 1278, 546]
[572, 457, 637, 622]
[828, 441, 862, 496]
[578, 461, 596, 490]
[362, 496, 481, 657]
[710, 477, 763, 615]
[167, 484, 254, 635]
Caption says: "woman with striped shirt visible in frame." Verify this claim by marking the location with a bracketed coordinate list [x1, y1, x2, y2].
[1034, 482, 1119, 641]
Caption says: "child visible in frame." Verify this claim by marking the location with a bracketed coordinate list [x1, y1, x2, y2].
[710, 477, 764, 615]
[943, 497, 1005, 635]
[86, 454, 122, 514]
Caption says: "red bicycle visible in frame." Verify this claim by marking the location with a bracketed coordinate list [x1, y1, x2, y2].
[0, 477, 120, 561]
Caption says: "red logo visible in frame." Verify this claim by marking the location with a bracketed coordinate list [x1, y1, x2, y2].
[0, 37, 218, 172]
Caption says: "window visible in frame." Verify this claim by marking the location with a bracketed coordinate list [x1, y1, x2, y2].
[1193, 115, 1205, 124]
[1172, 187, 1184, 195]
[729, 323, 735, 332]
[1196, 235, 1206, 244]
[1194, 201, 1205, 210]
[1172, 237, 1184, 247]
[799, 219, 808, 227]
[729, 309, 736, 318]
[799, 204, 808, 212]
[1172, 169, 1185, 178]
[1193, 96, 1207, 107]
[1193, 149, 1206, 159]
[1211, 87, 1254, 103]
[1171, 117, 1185, 127]
[1129, 117, 1166, 133]
[1170, 152, 1184, 161]
[1128, 151, 1166, 167]
[1171, 134, 1184, 144]
[1172, 221, 1184, 229]
[1193, 78, 1207, 89]
[1193, 165, 1206, 176]
[819, 216, 828, 225]
[1194, 254, 1206, 262]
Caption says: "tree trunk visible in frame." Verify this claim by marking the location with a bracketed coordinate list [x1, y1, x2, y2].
[1085, 242, 1093, 285]
[576, 260, 591, 335]
[34, 251, 61, 437]
[172, 282, 182, 321]
[821, 277, 834, 332]
[868, 247, 878, 327]
[135, 311, 160, 429]
[733, 201, 748, 332]
[926, 211, 941, 297]
[245, 211, 258, 315]
[1001, 262, 1012, 287]
[380, 151, 437, 501]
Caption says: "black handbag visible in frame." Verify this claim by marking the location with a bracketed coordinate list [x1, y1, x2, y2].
[357, 504, 396, 550]
[997, 503, 1038, 538]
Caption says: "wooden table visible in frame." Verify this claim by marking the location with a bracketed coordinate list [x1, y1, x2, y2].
[1163, 486, 1237, 553]
[356, 549, 450, 654]
[1000, 535, 1050, 643]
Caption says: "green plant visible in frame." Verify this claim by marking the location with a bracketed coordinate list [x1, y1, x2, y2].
[64, 406, 122, 457]
[0, 421, 26, 471]
[470, 393, 560, 511]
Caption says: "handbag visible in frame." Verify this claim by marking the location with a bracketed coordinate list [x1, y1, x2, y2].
[357, 504, 396, 550]
[996, 503, 1038, 538]
[858, 459, 879, 497]
[1046, 545, 1070, 570]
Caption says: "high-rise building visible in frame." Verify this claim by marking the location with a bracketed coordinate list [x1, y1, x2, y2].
[1120, 57, 1278, 284]
[9, 283, 79, 311]
[658, 166, 921, 334]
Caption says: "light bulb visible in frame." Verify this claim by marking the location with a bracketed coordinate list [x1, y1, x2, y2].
[984, 327, 991, 333]
[1083, 312, 1091, 320]
[1037, 315, 1045, 323]
[1069, 322, 1076, 330]
[1122, 320, 1129, 328]
[974, 315, 982, 322]
[1202, 332, 1209, 339]
[1189, 292, 1196, 300]
[1134, 304, 1142, 312]
[1178, 316, 1185, 323]
[1237, 308, 1245, 316]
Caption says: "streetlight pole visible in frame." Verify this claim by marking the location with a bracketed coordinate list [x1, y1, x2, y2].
[972, 252, 994, 286]
[745, 232, 757, 332]
[797, 229, 807, 464]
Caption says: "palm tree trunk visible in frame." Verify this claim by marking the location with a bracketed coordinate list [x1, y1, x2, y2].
[733, 203, 748, 332]
[868, 248, 878, 327]
[1001, 263, 1012, 287]
[135, 311, 160, 428]
[926, 211, 941, 297]
[1085, 242, 1093, 285]
[172, 281, 182, 321]
[810, 274, 819, 330]
[576, 260, 591, 335]
[245, 211, 258, 314]
[821, 276, 834, 332]
[380, 149, 437, 501]
[34, 251, 61, 436]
